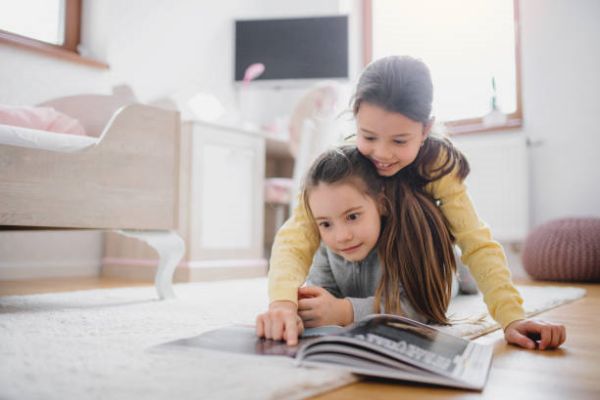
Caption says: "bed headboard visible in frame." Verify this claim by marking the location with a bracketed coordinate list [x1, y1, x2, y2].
[38, 85, 137, 137]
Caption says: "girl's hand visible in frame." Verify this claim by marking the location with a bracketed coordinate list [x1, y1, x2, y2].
[255, 300, 304, 346]
[504, 318, 566, 350]
[298, 286, 353, 328]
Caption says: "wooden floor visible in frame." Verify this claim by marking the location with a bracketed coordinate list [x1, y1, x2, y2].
[1, 277, 599, 399]
[0, 276, 153, 296]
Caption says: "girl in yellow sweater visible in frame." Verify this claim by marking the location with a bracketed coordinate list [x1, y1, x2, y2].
[256, 55, 565, 350]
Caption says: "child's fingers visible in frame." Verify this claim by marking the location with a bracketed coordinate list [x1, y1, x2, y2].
[262, 316, 272, 340]
[549, 327, 561, 349]
[560, 325, 567, 346]
[298, 297, 318, 312]
[270, 318, 286, 342]
[298, 286, 323, 297]
[296, 315, 305, 336]
[299, 298, 323, 318]
[505, 327, 535, 349]
[299, 310, 318, 323]
[297, 298, 310, 311]
[548, 325, 566, 349]
[539, 323, 567, 350]
[538, 324, 553, 350]
[255, 314, 265, 338]
[298, 307, 317, 323]
[282, 316, 299, 346]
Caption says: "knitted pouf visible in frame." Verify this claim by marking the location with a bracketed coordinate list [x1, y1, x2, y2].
[522, 217, 600, 282]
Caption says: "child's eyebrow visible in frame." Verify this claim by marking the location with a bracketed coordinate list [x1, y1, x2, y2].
[338, 206, 363, 217]
[360, 127, 412, 137]
[313, 206, 363, 221]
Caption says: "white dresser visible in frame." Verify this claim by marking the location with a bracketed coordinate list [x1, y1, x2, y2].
[103, 120, 271, 281]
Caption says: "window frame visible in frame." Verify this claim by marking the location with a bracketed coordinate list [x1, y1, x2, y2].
[0, 0, 107, 69]
[362, 0, 522, 135]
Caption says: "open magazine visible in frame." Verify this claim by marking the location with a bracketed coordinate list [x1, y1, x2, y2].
[159, 314, 493, 391]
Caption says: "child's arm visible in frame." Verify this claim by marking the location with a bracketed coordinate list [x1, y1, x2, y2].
[256, 218, 321, 346]
[429, 163, 568, 349]
[267, 196, 321, 304]
[426, 165, 525, 329]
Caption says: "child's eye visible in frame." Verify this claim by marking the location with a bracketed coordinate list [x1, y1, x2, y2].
[365, 136, 376, 142]
[393, 140, 406, 145]
[347, 213, 360, 221]
[318, 221, 331, 229]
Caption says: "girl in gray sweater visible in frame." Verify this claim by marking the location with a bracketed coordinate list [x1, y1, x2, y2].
[297, 145, 459, 328]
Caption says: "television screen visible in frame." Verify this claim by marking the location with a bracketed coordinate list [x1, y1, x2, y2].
[235, 15, 348, 82]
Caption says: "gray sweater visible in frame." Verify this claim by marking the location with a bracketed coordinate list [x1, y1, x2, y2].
[306, 243, 427, 323]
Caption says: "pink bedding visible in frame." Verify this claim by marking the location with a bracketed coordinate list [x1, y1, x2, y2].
[0, 104, 87, 136]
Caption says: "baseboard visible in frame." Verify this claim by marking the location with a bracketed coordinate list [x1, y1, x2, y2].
[101, 257, 268, 282]
[0, 261, 100, 280]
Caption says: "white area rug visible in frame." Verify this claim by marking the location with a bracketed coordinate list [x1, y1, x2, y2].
[0, 278, 585, 400]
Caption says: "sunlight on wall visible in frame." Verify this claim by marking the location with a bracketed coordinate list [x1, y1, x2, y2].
[372, 0, 516, 122]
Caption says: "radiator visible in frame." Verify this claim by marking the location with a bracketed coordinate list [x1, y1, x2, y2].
[451, 133, 529, 243]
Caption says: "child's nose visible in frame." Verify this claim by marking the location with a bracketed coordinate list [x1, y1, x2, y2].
[335, 226, 353, 242]
[374, 143, 393, 161]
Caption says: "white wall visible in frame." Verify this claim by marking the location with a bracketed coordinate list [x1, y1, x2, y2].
[81, 0, 341, 115]
[0, 46, 110, 105]
[519, 0, 600, 227]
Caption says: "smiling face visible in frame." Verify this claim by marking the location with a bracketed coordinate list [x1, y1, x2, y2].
[356, 102, 431, 177]
[308, 181, 382, 262]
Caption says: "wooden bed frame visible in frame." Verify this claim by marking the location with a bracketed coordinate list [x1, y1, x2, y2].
[0, 88, 184, 299]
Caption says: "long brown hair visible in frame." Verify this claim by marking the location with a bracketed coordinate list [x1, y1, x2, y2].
[376, 178, 457, 324]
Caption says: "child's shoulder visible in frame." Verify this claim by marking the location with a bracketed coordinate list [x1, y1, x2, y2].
[420, 136, 470, 183]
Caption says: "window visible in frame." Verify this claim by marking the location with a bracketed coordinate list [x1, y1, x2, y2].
[364, 0, 521, 134]
[0, 0, 66, 46]
[0, 0, 106, 68]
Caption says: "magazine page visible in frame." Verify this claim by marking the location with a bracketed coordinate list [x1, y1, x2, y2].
[162, 325, 299, 357]
[346, 315, 470, 373]
[296, 314, 493, 389]
[159, 325, 341, 358]
[298, 340, 427, 374]
[298, 351, 463, 389]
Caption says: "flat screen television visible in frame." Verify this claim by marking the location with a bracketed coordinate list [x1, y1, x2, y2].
[234, 15, 349, 82]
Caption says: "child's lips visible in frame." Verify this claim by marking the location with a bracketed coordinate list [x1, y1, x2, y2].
[372, 159, 397, 171]
[340, 243, 362, 253]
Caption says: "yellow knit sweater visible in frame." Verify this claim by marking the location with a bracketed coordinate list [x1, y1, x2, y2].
[268, 150, 525, 329]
